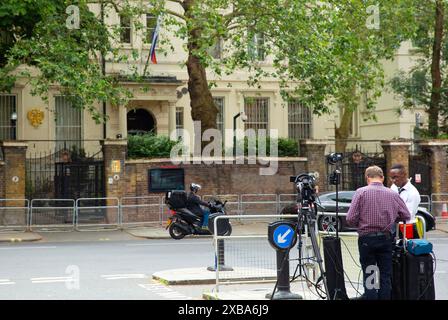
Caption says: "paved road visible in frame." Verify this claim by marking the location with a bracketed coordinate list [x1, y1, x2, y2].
[0, 238, 214, 299]
[0, 232, 447, 300]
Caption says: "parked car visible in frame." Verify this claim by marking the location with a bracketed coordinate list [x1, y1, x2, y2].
[279, 191, 436, 233]
[315, 191, 436, 233]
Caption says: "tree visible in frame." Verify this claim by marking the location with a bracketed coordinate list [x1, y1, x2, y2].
[271, 0, 417, 151]
[391, 0, 448, 138]
[1, 0, 417, 149]
[0, 0, 135, 123]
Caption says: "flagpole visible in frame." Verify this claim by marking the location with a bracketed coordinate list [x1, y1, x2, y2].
[143, 16, 160, 77]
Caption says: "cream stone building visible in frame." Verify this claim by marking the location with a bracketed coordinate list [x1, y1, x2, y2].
[0, 2, 424, 156]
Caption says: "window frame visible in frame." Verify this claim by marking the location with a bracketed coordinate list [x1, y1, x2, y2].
[0, 94, 17, 140]
[244, 97, 269, 134]
[288, 99, 312, 141]
[119, 14, 132, 44]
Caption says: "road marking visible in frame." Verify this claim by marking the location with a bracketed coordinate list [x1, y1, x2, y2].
[126, 241, 210, 247]
[0, 279, 15, 285]
[0, 246, 57, 250]
[138, 283, 193, 300]
[101, 274, 146, 280]
[31, 276, 74, 284]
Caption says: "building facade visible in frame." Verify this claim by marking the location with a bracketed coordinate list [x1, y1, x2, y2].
[0, 3, 424, 156]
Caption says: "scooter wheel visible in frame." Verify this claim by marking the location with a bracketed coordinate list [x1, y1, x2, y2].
[169, 223, 186, 240]
[223, 224, 232, 236]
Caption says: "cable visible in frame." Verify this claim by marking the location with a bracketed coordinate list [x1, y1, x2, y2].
[416, 251, 436, 300]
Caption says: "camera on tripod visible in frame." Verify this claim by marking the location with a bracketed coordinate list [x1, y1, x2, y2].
[290, 173, 317, 206]
[327, 152, 343, 165]
[327, 153, 343, 186]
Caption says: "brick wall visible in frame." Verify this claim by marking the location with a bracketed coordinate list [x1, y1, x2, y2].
[123, 159, 307, 198]
[0, 162, 4, 199]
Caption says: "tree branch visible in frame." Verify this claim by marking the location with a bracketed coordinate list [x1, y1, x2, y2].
[165, 9, 187, 22]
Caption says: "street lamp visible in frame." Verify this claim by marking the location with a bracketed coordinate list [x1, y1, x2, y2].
[10, 111, 17, 140]
[233, 112, 247, 157]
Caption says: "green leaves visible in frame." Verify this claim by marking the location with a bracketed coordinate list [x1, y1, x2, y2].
[127, 133, 181, 158]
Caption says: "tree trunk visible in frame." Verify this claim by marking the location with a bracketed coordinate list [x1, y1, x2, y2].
[335, 106, 354, 153]
[429, 0, 444, 138]
[183, 0, 218, 150]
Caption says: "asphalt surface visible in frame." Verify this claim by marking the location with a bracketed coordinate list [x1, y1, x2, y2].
[0, 231, 447, 300]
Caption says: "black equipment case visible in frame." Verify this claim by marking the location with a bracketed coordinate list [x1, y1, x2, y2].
[391, 223, 435, 300]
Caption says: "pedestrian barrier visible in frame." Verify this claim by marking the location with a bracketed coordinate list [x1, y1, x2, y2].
[317, 231, 363, 292]
[203, 194, 240, 215]
[30, 199, 75, 232]
[420, 195, 431, 212]
[0, 199, 29, 233]
[75, 197, 120, 231]
[278, 194, 298, 214]
[240, 194, 278, 217]
[211, 214, 308, 294]
[430, 193, 448, 227]
[120, 196, 162, 228]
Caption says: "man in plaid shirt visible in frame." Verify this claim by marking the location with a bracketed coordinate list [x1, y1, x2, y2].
[347, 166, 410, 300]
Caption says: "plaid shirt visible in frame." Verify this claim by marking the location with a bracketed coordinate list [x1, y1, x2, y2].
[347, 182, 410, 236]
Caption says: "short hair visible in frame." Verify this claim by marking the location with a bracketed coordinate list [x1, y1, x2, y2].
[365, 166, 384, 178]
[391, 164, 406, 173]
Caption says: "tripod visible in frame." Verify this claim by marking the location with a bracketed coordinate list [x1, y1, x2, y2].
[293, 202, 330, 299]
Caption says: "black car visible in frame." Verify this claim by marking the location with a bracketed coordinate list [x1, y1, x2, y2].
[315, 191, 436, 233]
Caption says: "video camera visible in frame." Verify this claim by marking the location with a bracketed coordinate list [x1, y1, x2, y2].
[326, 152, 343, 165]
[290, 173, 317, 205]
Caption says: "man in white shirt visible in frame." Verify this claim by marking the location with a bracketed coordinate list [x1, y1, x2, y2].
[389, 164, 421, 237]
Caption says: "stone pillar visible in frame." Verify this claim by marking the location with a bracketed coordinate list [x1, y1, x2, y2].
[118, 105, 128, 139]
[418, 140, 448, 194]
[168, 102, 177, 139]
[0, 141, 28, 227]
[300, 140, 328, 192]
[381, 140, 412, 187]
[102, 140, 127, 224]
[0, 141, 27, 200]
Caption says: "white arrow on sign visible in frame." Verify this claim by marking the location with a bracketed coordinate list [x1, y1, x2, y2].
[277, 229, 292, 244]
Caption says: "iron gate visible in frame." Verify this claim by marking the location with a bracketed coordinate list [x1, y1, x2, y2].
[54, 160, 105, 200]
[326, 150, 387, 190]
[25, 141, 104, 200]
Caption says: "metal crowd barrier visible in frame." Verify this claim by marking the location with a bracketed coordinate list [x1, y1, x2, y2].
[211, 214, 303, 294]
[317, 231, 363, 291]
[0, 199, 29, 233]
[30, 199, 75, 232]
[120, 196, 162, 228]
[420, 195, 431, 212]
[240, 194, 279, 216]
[430, 193, 448, 229]
[75, 197, 120, 231]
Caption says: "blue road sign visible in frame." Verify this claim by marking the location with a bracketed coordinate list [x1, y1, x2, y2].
[272, 224, 295, 249]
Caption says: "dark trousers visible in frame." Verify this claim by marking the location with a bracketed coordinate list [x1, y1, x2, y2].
[358, 234, 393, 300]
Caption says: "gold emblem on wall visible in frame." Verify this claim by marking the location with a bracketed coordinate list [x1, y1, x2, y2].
[27, 109, 44, 128]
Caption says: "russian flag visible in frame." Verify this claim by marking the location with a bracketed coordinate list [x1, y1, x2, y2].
[149, 16, 161, 64]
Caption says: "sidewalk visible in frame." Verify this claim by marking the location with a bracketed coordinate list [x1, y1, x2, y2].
[436, 220, 448, 233]
[0, 232, 42, 243]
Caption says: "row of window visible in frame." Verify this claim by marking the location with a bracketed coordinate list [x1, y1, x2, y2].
[175, 97, 312, 141]
[120, 14, 265, 61]
[0, 95, 312, 142]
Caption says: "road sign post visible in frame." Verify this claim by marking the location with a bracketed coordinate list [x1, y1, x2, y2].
[266, 221, 302, 300]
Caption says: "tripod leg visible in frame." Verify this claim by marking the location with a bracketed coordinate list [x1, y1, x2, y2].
[306, 215, 330, 299]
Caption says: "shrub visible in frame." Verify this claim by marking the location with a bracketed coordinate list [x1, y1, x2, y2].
[229, 136, 299, 157]
[127, 134, 180, 159]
